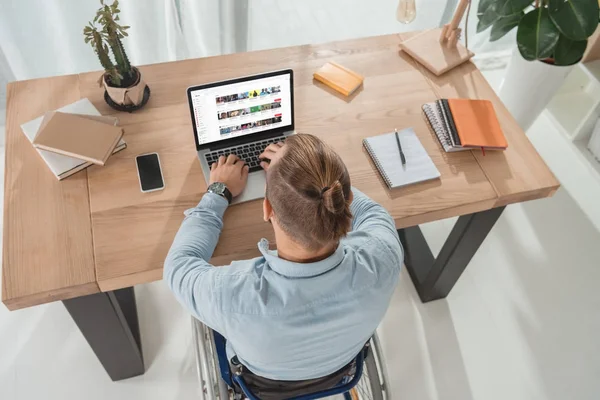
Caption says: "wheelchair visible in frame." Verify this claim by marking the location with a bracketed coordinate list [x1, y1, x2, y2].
[192, 318, 390, 400]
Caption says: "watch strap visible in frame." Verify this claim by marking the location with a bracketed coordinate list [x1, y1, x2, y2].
[222, 187, 233, 204]
[208, 182, 233, 204]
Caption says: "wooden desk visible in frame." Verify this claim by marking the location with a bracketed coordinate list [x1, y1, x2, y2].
[2, 32, 559, 380]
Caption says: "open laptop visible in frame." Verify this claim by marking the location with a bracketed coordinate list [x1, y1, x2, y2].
[187, 69, 295, 204]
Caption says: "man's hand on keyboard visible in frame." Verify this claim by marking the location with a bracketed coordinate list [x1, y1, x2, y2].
[209, 154, 249, 197]
[259, 142, 285, 171]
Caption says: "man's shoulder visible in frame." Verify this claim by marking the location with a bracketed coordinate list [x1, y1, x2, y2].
[342, 229, 403, 268]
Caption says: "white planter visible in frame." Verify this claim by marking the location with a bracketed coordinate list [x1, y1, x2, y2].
[588, 118, 600, 162]
[499, 49, 575, 131]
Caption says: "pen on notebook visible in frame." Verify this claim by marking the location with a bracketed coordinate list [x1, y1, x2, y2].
[394, 128, 406, 165]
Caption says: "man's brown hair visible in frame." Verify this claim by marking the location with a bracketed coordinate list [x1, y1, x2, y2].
[266, 134, 352, 250]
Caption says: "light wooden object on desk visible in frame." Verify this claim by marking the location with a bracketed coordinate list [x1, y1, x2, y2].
[399, 28, 474, 76]
[2, 32, 559, 307]
[439, 0, 470, 48]
[400, 0, 473, 76]
[2, 76, 98, 310]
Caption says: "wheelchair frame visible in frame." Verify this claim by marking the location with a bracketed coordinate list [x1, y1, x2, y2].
[192, 318, 390, 400]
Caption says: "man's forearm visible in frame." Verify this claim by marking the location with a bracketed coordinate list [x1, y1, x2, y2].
[164, 193, 228, 278]
[162, 193, 229, 331]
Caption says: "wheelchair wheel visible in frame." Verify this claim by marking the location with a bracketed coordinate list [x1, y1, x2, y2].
[353, 333, 389, 400]
[192, 318, 230, 400]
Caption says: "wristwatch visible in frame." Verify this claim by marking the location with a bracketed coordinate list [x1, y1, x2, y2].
[207, 182, 232, 204]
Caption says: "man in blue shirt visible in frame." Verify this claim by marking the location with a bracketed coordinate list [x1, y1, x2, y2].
[164, 134, 403, 382]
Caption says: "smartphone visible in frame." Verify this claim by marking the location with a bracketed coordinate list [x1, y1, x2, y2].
[135, 153, 165, 193]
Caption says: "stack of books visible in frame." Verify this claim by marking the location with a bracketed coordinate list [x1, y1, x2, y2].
[21, 98, 127, 180]
[422, 98, 508, 153]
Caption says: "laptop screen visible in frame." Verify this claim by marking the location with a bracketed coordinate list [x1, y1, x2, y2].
[189, 71, 293, 147]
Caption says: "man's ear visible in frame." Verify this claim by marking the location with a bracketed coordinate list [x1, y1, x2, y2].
[263, 197, 273, 222]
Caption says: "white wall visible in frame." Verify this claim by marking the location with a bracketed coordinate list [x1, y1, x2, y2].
[0, 0, 514, 82]
[246, 0, 515, 54]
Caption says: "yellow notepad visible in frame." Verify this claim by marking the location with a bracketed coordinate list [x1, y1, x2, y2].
[313, 62, 364, 96]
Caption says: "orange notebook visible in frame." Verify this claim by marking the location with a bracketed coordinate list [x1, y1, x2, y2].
[313, 62, 364, 96]
[447, 99, 507, 150]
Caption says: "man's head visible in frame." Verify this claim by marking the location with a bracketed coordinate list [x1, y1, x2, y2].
[263, 134, 352, 251]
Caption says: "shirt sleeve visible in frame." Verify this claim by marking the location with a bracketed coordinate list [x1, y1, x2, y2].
[350, 187, 403, 265]
[163, 192, 229, 333]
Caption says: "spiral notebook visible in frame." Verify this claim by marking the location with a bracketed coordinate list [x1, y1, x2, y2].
[363, 128, 441, 189]
[422, 101, 469, 152]
[423, 99, 507, 152]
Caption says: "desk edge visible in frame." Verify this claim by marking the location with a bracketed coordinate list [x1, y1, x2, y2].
[2, 281, 100, 311]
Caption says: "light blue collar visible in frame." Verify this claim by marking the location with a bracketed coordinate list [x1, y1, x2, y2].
[258, 238, 345, 278]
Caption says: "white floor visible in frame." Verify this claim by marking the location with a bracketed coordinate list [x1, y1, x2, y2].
[2, 69, 600, 400]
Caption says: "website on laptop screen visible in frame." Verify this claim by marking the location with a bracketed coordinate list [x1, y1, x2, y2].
[190, 73, 292, 146]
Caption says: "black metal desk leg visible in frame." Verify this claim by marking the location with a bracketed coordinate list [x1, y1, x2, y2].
[62, 287, 145, 381]
[398, 206, 505, 303]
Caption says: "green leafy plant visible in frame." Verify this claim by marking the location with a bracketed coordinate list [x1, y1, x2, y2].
[83, 0, 135, 87]
[477, 0, 599, 66]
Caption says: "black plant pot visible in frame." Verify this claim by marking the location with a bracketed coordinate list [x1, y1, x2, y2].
[103, 67, 151, 112]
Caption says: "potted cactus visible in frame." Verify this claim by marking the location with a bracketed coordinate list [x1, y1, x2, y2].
[83, 0, 150, 111]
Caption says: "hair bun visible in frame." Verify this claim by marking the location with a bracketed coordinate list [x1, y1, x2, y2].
[321, 181, 346, 214]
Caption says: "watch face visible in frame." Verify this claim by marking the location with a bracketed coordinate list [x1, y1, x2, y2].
[209, 182, 226, 194]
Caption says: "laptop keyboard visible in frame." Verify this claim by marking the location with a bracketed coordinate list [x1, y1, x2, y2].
[204, 137, 285, 173]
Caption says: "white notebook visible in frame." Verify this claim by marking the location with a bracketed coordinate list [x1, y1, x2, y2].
[21, 98, 126, 180]
[363, 128, 441, 188]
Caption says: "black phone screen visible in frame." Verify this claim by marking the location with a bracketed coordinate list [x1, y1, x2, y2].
[136, 153, 164, 192]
